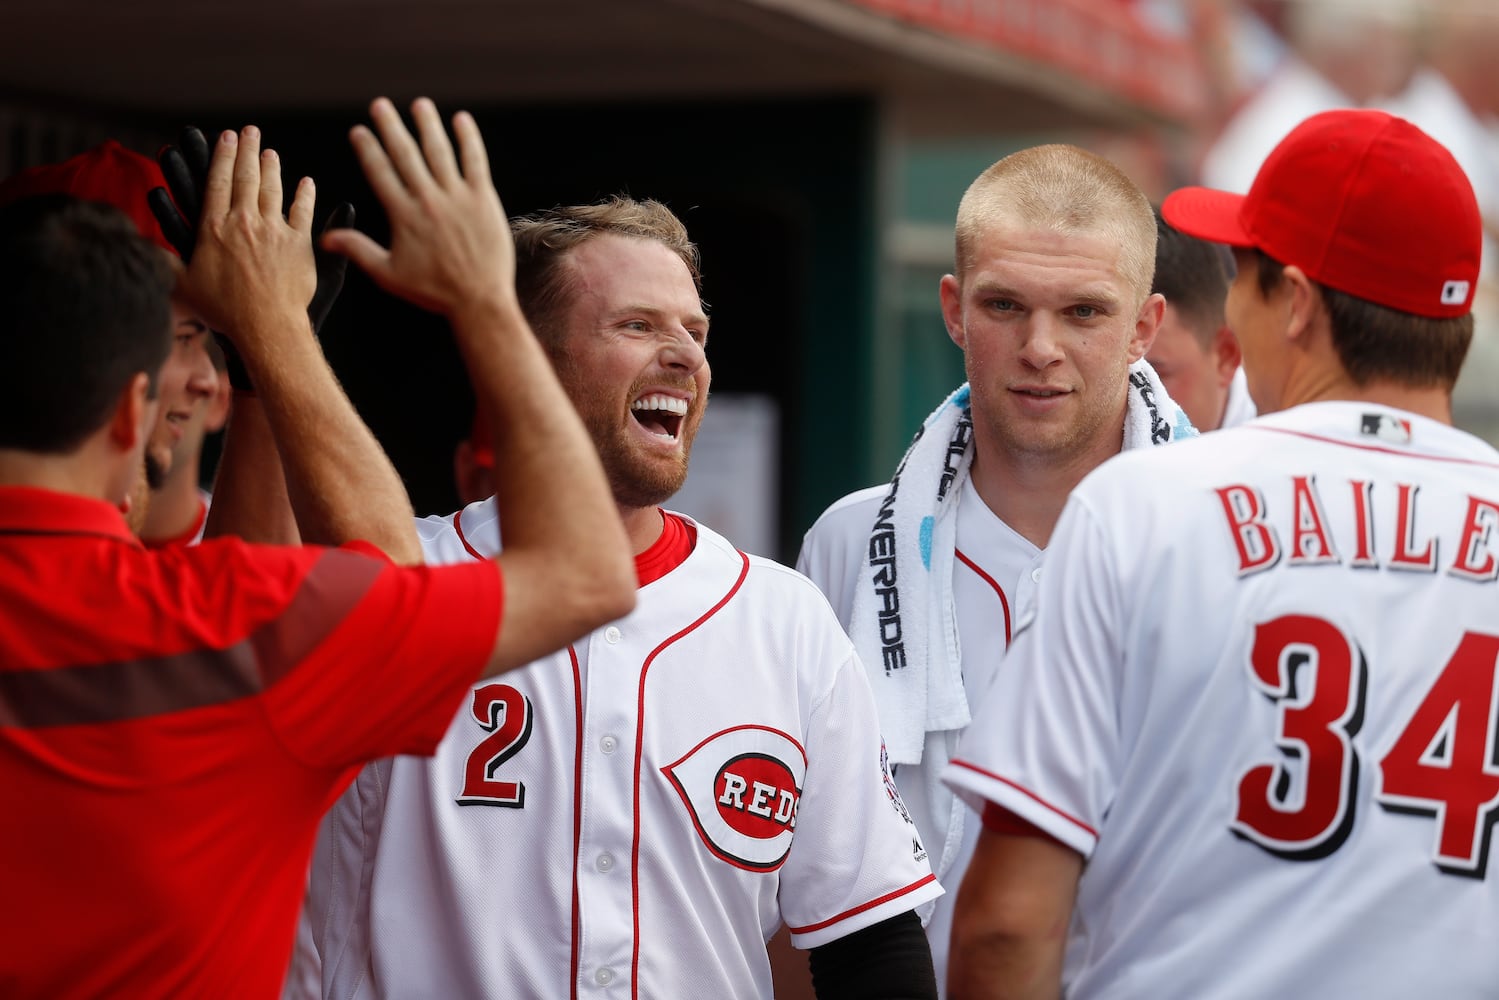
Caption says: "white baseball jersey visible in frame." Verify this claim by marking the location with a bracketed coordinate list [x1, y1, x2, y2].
[1221, 366, 1257, 430]
[945, 401, 1499, 998]
[296, 502, 940, 1000]
[797, 476, 1040, 991]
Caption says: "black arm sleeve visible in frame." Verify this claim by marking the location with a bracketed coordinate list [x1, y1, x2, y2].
[807, 909, 938, 1000]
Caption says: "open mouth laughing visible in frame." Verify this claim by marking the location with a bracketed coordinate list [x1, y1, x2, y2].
[630, 392, 689, 441]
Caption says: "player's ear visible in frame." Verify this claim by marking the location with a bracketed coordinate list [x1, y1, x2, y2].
[1128, 292, 1165, 363]
[108, 372, 155, 450]
[939, 274, 966, 349]
[1281, 265, 1320, 346]
[1211, 325, 1242, 388]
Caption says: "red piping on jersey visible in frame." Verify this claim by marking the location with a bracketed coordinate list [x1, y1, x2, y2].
[568, 645, 583, 1000]
[453, 507, 486, 561]
[630, 548, 751, 999]
[785, 873, 939, 935]
[955, 548, 1012, 648]
[948, 759, 1099, 840]
[1254, 426, 1499, 469]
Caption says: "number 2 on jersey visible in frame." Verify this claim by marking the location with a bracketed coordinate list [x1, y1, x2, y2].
[1233, 616, 1499, 878]
[457, 683, 534, 808]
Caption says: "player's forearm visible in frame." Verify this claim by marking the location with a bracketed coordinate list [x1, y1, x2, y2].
[946, 930, 1063, 1000]
[237, 310, 420, 564]
[947, 830, 1078, 1000]
[202, 392, 299, 545]
[450, 296, 636, 670]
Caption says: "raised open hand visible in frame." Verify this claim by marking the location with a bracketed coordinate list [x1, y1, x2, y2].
[323, 97, 514, 319]
[174, 127, 318, 363]
[151, 126, 354, 333]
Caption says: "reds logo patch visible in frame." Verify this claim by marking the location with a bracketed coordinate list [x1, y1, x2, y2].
[663, 725, 807, 872]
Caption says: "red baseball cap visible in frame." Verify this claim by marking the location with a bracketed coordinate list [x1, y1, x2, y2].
[1163, 110, 1481, 318]
[0, 140, 176, 255]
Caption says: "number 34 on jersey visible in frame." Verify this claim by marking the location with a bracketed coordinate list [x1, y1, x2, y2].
[1231, 615, 1499, 879]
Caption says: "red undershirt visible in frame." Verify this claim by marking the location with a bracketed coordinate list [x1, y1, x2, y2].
[634, 509, 697, 587]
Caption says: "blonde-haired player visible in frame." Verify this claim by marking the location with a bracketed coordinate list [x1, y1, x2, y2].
[796, 143, 1194, 994]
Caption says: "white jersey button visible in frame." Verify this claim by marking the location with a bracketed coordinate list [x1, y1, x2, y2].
[604, 626, 622, 644]
[1030, 567, 1042, 583]
[595, 852, 615, 873]
[595, 967, 615, 986]
[600, 735, 618, 755]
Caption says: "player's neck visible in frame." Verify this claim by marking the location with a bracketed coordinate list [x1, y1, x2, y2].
[969, 420, 1125, 549]
[1280, 366, 1454, 425]
[0, 443, 128, 507]
[619, 503, 667, 556]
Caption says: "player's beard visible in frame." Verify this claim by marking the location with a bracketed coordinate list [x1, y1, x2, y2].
[122, 456, 155, 535]
[143, 451, 167, 491]
[563, 372, 703, 511]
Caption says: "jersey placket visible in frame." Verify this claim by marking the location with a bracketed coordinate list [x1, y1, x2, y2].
[573, 622, 641, 996]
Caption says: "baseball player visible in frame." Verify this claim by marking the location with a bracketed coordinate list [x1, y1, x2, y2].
[794, 144, 1194, 995]
[1145, 207, 1256, 432]
[292, 196, 943, 1000]
[0, 100, 634, 998]
[0, 141, 222, 527]
[141, 337, 232, 546]
[944, 109, 1495, 998]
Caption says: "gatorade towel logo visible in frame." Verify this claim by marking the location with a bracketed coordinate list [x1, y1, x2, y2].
[664, 725, 807, 872]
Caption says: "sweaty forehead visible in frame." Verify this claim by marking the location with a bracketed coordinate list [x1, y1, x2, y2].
[566, 234, 705, 322]
[967, 224, 1129, 297]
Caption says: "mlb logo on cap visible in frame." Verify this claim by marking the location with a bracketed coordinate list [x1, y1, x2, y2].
[1442, 280, 1471, 306]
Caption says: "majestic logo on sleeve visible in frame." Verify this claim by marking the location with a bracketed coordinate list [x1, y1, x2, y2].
[664, 726, 807, 872]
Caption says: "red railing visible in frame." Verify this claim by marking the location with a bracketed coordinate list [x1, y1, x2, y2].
[849, 0, 1207, 121]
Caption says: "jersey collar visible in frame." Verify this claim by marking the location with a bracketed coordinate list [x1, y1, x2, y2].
[0, 486, 139, 544]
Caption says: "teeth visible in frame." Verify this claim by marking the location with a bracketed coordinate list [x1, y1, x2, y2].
[631, 394, 688, 414]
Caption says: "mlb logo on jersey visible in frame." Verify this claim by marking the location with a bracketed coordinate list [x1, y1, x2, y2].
[1360, 413, 1412, 445]
[664, 725, 806, 871]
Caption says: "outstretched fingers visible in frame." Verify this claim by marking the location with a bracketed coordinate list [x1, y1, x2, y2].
[452, 110, 491, 188]
[231, 127, 263, 213]
[348, 122, 407, 210]
[321, 227, 391, 284]
[412, 97, 461, 187]
[201, 130, 238, 222]
[259, 149, 284, 219]
[287, 176, 317, 234]
[368, 97, 434, 195]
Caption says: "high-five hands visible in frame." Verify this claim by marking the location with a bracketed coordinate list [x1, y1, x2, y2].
[322, 97, 515, 320]
[172, 127, 319, 371]
[149, 126, 355, 389]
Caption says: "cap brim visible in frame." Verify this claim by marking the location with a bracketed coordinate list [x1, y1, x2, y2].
[1161, 186, 1254, 247]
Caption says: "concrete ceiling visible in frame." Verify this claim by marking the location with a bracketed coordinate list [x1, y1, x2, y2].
[0, 0, 1191, 131]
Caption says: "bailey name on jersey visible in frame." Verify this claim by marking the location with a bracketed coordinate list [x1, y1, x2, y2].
[1216, 475, 1498, 579]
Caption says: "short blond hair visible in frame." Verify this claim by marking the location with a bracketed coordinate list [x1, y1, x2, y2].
[954, 145, 1157, 306]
